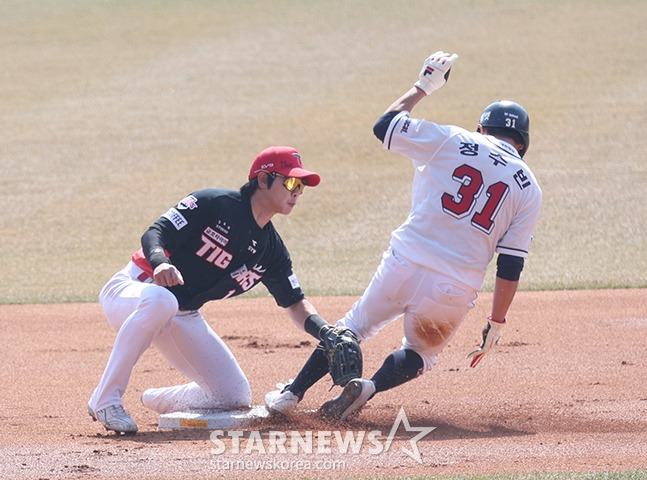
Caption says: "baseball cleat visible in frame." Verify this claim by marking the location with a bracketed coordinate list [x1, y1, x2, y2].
[88, 404, 138, 434]
[319, 378, 376, 421]
[264, 381, 300, 414]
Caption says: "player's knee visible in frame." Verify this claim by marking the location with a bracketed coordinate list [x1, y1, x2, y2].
[142, 286, 178, 313]
[413, 349, 438, 373]
[402, 335, 441, 373]
[233, 389, 252, 410]
[221, 379, 252, 410]
[136, 286, 179, 329]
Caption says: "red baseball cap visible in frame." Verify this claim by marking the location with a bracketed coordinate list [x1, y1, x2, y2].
[248, 146, 321, 187]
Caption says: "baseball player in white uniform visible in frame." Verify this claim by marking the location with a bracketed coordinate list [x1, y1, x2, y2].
[265, 51, 543, 421]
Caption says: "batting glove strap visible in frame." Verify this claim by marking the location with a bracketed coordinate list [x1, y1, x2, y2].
[466, 316, 506, 368]
[414, 51, 458, 95]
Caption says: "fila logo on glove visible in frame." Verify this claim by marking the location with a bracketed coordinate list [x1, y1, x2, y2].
[422, 66, 436, 77]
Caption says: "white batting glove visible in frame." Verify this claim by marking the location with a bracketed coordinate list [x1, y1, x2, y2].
[466, 316, 506, 368]
[414, 51, 458, 95]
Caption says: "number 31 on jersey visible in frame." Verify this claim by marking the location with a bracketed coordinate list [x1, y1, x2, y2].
[441, 164, 509, 235]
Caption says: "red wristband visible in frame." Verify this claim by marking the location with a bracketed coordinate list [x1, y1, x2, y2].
[487, 315, 507, 324]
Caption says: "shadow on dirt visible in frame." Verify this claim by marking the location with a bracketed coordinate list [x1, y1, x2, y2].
[91, 412, 534, 445]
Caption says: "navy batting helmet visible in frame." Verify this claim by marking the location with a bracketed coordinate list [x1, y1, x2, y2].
[478, 100, 530, 157]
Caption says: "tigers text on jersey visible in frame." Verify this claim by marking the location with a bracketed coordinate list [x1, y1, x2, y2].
[383, 111, 542, 291]
[133, 188, 303, 311]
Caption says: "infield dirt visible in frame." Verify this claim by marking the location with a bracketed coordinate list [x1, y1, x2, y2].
[2, 289, 646, 479]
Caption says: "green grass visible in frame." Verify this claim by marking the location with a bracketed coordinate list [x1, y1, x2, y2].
[1, 0, 646, 304]
[350, 474, 647, 480]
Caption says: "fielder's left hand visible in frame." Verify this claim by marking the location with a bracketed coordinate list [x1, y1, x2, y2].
[319, 326, 363, 386]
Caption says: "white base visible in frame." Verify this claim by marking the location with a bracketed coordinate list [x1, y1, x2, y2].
[158, 405, 270, 430]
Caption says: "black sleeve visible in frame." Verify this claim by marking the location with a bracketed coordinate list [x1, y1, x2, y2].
[263, 269, 305, 308]
[141, 226, 172, 270]
[496, 253, 525, 281]
[373, 111, 400, 142]
[260, 232, 305, 308]
[141, 189, 216, 271]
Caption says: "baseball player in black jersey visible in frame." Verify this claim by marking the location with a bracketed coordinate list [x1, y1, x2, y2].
[88, 146, 349, 434]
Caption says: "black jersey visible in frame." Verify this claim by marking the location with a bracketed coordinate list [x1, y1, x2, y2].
[137, 188, 304, 311]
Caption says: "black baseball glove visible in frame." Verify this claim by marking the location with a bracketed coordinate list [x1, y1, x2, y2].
[319, 326, 363, 386]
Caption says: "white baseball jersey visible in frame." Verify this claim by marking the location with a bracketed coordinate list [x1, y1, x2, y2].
[383, 111, 542, 291]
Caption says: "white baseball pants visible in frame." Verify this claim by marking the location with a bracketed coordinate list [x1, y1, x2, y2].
[338, 247, 478, 372]
[88, 261, 251, 413]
